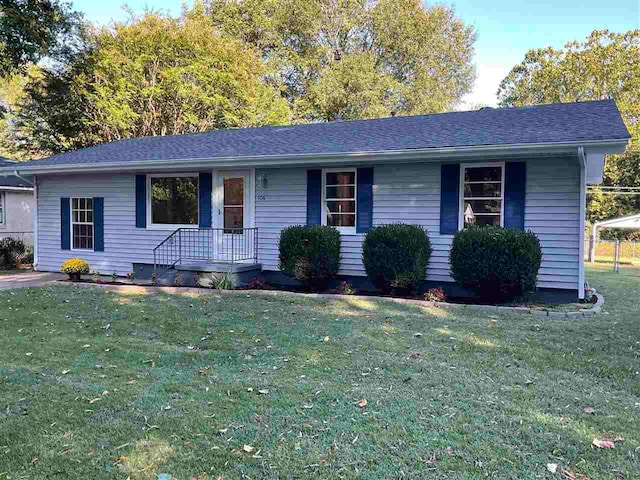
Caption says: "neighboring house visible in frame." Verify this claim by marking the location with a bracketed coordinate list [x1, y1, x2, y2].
[0, 100, 630, 300]
[0, 158, 34, 245]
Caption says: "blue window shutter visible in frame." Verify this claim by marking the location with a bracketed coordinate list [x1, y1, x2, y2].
[93, 197, 104, 252]
[357, 167, 373, 233]
[306, 170, 322, 225]
[440, 164, 460, 234]
[135, 174, 146, 228]
[61, 197, 70, 250]
[504, 162, 526, 230]
[199, 172, 212, 228]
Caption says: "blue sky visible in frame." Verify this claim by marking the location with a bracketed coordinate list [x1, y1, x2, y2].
[72, 0, 640, 108]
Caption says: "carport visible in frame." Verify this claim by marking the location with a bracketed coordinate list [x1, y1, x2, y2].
[588, 213, 640, 268]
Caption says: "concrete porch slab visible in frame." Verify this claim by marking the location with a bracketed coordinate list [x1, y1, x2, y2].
[175, 262, 262, 274]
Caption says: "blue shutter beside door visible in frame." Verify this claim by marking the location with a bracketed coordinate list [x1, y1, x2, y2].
[93, 197, 104, 252]
[306, 170, 322, 225]
[135, 174, 146, 228]
[199, 172, 212, 228]
[440, 164, 460, 234]
[61, 197, 70, 250]
[356, 167, 373, 233]
[504, 162, 526, 230]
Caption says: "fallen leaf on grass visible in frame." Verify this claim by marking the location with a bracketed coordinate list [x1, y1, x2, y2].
[242, 444, 255, 453]
[547, 463, 558, 473]
[322, 336, 329, 343]
[583, 406, 595, 414]
[357, 399, 368, 408]
[592, 438, 615, 449]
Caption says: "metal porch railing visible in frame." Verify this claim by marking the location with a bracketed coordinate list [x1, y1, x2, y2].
[153, 227, 258, 278]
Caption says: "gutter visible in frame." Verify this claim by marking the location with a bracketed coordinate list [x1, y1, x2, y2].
[0, 138, 629, 175]
[0, 186, 34, 192]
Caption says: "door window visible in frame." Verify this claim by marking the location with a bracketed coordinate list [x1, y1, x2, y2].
[223, 177, 244, 232]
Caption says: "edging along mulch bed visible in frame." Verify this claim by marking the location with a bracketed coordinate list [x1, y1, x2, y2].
[60, 279, 604, 319]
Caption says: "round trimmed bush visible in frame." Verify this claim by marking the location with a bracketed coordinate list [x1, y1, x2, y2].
[362, 224, 432, 293]
[278, 225, 341, 289]
[450, 226, 542, 301]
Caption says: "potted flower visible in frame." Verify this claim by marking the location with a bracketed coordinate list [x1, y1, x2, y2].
[61, 258, 90, 282]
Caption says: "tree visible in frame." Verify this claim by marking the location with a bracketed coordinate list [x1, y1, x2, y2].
[0, 0, 84, 75]
[16, 7, 291, 154]
[497, 30, 640, 232]
[206, 0, 476, 121]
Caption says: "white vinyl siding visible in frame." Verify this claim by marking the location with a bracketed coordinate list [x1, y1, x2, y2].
[37, 175, 173, 274]
[36, 155, 580, 291]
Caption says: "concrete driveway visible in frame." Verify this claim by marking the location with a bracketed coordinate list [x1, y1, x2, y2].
[0, 271, 66, 289]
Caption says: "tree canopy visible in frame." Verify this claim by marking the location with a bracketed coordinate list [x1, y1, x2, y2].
[206, 0, 476, 121]
[5, 0, 476, 157]
[0, 0, 83, 75]
[15, 7, 292, 154]
[497, 29, 640, 234]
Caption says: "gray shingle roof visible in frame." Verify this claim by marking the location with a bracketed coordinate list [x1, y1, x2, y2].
[0, 158, 33, 188]
[12, 100, 632, 168]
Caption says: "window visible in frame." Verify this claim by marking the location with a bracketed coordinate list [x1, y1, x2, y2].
[0, 192, 4, 225]
[460, 163, 504, 228]
[72, 197, 93, 250]
[223, 177, 244, 233]
[323, 169, 356, 232]
[149, 175, 199, 227]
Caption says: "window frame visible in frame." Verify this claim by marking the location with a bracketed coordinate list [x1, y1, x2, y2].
[0, 191, 5, 227]
[458, 162, 505, 230]
[70, 197, 94, 251]
[146, 173, 200, 230]
[321, 167, 357, 235]
[222, 176, 245, 233]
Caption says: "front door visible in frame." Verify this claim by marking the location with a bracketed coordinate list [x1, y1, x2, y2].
[214, 170, 254, 261]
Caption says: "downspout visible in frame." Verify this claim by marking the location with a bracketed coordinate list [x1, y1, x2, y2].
[12, 169, 34, 186]
[577, 147, 586, 299]
[32, 175, 38, 270]
[12, 169, 37, 269]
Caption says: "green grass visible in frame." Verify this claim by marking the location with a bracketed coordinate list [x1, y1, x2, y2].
[0, 267, 639, 479]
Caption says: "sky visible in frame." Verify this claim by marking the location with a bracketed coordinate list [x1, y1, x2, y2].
[72, 0, 640, 109]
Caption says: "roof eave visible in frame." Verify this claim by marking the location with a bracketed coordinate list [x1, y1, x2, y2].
[1, 138, 630, 175]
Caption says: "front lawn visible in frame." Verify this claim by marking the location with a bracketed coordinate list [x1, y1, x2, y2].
[0, 268, 638, 479]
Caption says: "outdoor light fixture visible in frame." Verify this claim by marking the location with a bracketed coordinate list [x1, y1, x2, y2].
[257, 173, 268, 188]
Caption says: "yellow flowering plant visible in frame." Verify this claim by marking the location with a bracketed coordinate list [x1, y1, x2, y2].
[60, 258, 90, 278]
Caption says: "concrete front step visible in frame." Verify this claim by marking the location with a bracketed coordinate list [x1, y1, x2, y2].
[132, 262, 262, 287]
[175, 262, 262, 288]
[175, 262, 262, 274]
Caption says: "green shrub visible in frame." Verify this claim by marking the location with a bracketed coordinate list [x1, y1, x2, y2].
[362, 224, 432, 293]
[0, 238, 27, 269]
[279, 225, 341, 289]
[449, 226, 542, 301]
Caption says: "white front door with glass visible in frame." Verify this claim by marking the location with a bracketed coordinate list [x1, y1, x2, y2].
[213, 170, 255, 262]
